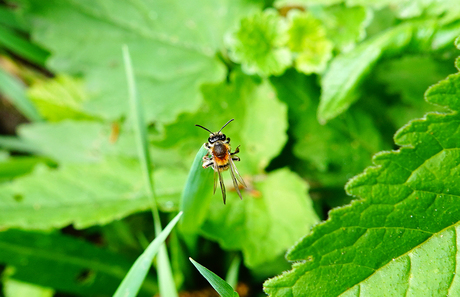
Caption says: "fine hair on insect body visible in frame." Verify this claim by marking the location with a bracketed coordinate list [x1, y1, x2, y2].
[195, 119, 246, 204]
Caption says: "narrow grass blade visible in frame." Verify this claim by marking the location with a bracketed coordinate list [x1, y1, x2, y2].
[113, 211, 183, 297]
[0, 25, 48, 66]
[189, 258, 239, 297]
[0, 67, 42, 122]
[122, 44, 178, 297]
[225, 255, 241, 290]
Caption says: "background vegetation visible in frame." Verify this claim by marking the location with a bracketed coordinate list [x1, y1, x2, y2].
[1, 0, 460, 296]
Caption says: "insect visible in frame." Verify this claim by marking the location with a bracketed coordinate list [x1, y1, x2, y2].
[195, 119, 246, 204]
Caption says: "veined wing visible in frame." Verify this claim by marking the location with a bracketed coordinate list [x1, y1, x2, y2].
[229, 158, 247, 188]
[229, 159, 243, 200]
[217, 168, 227, 204]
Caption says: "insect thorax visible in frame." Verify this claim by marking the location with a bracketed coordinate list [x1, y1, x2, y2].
[212, 142, 229, 159]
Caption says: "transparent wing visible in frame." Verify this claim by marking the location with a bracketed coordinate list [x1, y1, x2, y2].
[217, 169, 227, 204]
[229, 159, 243, 200]
[213, 170, 218, 195]
[230, 158, 247, 188]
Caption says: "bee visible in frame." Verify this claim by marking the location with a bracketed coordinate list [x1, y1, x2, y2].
[195, 119, 246, 204]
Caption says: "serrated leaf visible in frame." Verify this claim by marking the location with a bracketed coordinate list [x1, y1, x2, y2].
[17, 0, 261, 123]
[190, 258, 239, 297]
[0, 157, 186, 230]
[263, 60, 460, 296]
[27, 75, 94, 122]
[286, 10, 332, 74]
[201, 168, 319, 268]
[228, 9, 291, 76]
[0, 230, 157, 296]
[318, 20, 460, 123]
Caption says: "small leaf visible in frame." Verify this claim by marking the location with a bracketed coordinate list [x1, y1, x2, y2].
[113, 211, 183, 297]
[228, 9, 291, 76]
[286, 10, 333, 74]
[27, 75, 94, 122]
[189, 258, 239, 297]
[201, 168, 319, 268]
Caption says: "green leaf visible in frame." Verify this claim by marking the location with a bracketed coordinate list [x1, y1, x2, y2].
[318, 20, 460, 123]
[0, 66, 42, 122]
[0, 156, 52, 182]
[263, 60, 460, 296]
[0, 157, 186, 230]
[0, 230, 157, 296]
[3, 276, 54, 297]
[201, 168, 319, 268]
[271, 69, 388, 186]
[179, 146, 214, 235]
[228, 9, 291, 76]
[189, 258, 239, 297]
[17, 0, 262, 123]
[286, 10, 333, 74]
[27, 75, 94, 122]
[310, 4, 369, 53]
[113, 211, 182, 297]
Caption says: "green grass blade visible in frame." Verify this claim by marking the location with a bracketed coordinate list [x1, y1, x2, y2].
[225, 255, 241, 290]
[0, 67, 42, 122]
[190, 258, 239, 297]
[113, 211, 183, 297]
[0, 25, 49, 66]
[122, 44, 178, 297]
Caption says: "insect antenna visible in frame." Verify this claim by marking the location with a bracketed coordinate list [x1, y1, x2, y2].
[218, 118, 234, 133]
[195, 124, 213, 133]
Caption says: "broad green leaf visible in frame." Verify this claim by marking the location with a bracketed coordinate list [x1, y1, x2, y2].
[16, 0, 262, 123]
[27, 75, 94, 122]
[113, 211, 182, 297]
[286, 10, 333, 74]
[227, 9, 291, 76]
[3, 276, 53, 297]
[201, 168, 319, 268]
[190, 258, 239, 297]
[155, 72, 288, 175]
[0, 66, 42, 122]
[263, 59, 460, 296]
[0, 230, 157, 296]
[0, 157, 187, 230]
[318, 20, 460, 123]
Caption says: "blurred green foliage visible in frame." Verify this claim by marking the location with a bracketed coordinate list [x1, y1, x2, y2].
[0, 0, 460, 296]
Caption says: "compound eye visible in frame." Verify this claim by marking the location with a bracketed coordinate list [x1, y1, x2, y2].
[221, 134, 226, 140]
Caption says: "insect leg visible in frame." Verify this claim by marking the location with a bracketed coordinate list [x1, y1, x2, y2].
[231, 145, 240, 155]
